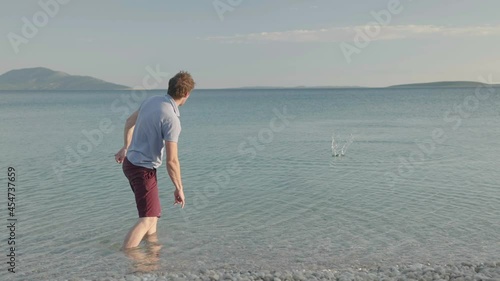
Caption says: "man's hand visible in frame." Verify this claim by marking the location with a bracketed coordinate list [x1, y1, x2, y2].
[115, 147, 127, 163]
[174, 189, 185, 208]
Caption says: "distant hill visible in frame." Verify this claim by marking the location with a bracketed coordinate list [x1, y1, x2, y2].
[0, 67, 130, 90]
[217, 81, 497, 90]
[389, 81, 495, 88]
[219, 86, 365, 90]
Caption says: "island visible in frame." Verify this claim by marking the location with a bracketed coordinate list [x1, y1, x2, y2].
[388, 81, 493, 88]
[0, 67, 130, 90]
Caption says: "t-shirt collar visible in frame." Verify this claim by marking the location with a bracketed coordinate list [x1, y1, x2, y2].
[166, 95, 180, 117]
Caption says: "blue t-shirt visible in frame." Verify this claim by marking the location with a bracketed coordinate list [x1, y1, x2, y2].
[126, 95, 181, 169]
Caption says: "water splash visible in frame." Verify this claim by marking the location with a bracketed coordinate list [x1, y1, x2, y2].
[331, 132, 354, 157]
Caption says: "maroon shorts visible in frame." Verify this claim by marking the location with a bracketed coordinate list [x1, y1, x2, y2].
[122, 157, 162, 218]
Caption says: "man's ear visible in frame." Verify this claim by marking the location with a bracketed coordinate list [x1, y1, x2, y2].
[185, 92, 191, 98]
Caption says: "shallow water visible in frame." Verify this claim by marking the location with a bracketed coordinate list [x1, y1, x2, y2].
[1, 88, 499, 280]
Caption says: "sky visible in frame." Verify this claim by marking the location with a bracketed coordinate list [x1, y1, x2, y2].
[1, 0, 500, 89]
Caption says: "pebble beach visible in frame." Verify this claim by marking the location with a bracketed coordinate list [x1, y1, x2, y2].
[62, 262, 500, 281]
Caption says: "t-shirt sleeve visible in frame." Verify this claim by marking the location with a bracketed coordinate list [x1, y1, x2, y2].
[161, 117, 181, 143]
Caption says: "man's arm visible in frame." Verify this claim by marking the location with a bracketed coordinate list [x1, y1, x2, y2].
[114, 110, 139, 163]
[123, 110, 139, 149]
[165, 141, 185, 208]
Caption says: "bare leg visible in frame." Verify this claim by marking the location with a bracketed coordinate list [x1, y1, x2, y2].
[123, 232, 162, 273]
[146, 218, 158, 236]
[144, 232, 159, 243]
[122, 217, 158, 249]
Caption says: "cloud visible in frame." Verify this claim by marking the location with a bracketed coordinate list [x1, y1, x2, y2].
[202, 25, 500, 43]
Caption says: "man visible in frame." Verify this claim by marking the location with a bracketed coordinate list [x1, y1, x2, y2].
[114, 71, 195, 249]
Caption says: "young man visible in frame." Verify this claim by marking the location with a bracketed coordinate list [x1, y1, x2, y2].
[114, 71, 195, 249]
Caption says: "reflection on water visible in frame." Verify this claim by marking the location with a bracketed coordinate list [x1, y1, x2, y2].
[123, 234, 162, 273]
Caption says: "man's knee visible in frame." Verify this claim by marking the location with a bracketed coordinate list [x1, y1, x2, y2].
[139, 217, 157, 227]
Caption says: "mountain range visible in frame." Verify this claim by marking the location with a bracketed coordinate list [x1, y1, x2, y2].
[0, 67, 497, 90]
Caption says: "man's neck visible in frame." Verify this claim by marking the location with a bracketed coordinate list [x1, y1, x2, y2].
[173, 98, 183, 106]
[168, 95, 183, 106]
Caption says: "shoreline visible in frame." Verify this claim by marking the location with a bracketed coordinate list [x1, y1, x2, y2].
[40, 261, 500, 281]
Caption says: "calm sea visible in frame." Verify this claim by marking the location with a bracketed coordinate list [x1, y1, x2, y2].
[1, 88, 499, 280]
